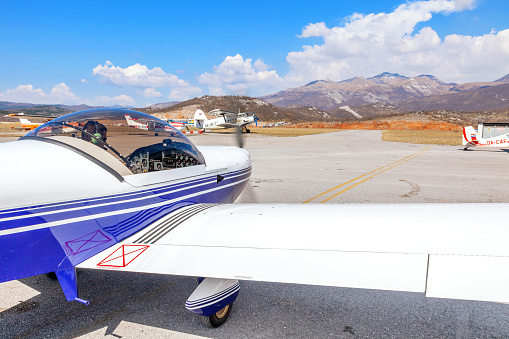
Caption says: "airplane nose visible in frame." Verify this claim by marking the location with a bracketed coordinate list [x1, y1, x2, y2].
[241, 148, 250, 161]
[234, 147, 251, 169]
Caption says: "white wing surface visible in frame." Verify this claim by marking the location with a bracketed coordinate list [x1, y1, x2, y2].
[78, 203, 509, 303]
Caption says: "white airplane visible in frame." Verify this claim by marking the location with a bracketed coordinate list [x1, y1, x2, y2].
[194, 109, 258, 133]
[125, 114, 185, 133]
[462, 126, 509, 149]
[236, 111, 259, 133]
[3, 112, 58, 130]
[2, 108, 509, 329]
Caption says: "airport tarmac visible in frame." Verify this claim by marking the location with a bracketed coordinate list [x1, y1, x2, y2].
[1, 131, 509, 338]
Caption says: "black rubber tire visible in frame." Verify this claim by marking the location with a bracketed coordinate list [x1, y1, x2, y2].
[201, 303, 233, 327]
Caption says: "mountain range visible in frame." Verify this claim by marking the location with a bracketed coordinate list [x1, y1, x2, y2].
[260, 72, 509, 112]
[0, 102, 133, 112]
[2, 72, 509, 123]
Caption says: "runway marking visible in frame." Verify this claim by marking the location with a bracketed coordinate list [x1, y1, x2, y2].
[303, 146, 433, 203]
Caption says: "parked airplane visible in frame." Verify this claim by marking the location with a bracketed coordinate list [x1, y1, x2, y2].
[3, 112, 58, 130]
[194, 109, 258, 132]
[462, 126, 509, 149]
[166, 119, 190, 132]
[236, 111, 259, 133]
[2, 108, 509, 329]
[125, 114, 177, 133]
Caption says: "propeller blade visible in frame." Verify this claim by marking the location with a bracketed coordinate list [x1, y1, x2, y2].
[236, 126, 244, 149]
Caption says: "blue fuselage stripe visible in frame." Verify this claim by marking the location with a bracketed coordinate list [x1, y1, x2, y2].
[0, 168, 251, 230]
[0, 167, 251, 283]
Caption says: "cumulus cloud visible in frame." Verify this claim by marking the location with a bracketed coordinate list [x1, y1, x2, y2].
[168, 86, 202, 101]
[0, 83, 81, 104]
[286, 0, 508, 83]
[299, 22, 331, 38]
[93, 61, 202, 101]
[93, 61, 190, 88]
[94, 94, 135, 106]
[453, 0, 477, 10]
[143, 88, 162, 98]
[51, 83, 81, 102]
[198, 54, 286, 95]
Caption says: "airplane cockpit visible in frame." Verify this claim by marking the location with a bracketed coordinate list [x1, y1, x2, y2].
[22, 108, 205, 176]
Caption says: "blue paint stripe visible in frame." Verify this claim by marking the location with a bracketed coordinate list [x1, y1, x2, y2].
[0, 171, 250, 235]
[0, 180, 247, 283]
[186, 283, 240, 308]
[0, 167, 251, 217]
[0, 168, 251, 228]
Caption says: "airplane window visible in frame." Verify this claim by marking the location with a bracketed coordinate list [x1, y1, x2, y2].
[22, 108, 205, 175]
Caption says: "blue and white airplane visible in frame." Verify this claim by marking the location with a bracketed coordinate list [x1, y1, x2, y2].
[2, 108, 509, 328]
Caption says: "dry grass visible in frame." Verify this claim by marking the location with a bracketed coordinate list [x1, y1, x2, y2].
[289, 120, 462, 131]
[0, 123, 26, 137]
[207, 127, 343, 137]
[382, 130, 463, 145]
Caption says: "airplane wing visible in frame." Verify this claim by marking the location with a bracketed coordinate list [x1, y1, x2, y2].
[5, 113, 58, 123]
[216, 123, 239, 128]
[78, 203, 509, 303]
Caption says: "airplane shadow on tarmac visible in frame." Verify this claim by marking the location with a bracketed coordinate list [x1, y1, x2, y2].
[3, 269, 509, 339]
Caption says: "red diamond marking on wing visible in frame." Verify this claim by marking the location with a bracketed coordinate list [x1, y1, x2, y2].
[97, 245, 149, 268]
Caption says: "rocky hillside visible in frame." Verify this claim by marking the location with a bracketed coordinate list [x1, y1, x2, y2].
[260, 72, 457, 110]
[400, 83, 509, 111]
[260, 72, 509, 112]
[139, 95, 339, 122]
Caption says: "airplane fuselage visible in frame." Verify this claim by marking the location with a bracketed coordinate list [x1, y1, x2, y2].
[462, 126, 509, 149]
[0, 128, 250, 284]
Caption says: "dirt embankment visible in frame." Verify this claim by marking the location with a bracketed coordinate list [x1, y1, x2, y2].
[286, 120, 462, 131]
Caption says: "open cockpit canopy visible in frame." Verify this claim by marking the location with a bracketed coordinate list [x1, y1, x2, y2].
[22, 109, 205, 175]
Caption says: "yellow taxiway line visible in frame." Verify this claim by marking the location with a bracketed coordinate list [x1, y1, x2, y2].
[303, 146, 433, 203]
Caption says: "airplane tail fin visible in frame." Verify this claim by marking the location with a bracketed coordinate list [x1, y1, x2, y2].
[463, 126, 479, 146]
[194, 110, 207, 129]
[124, 114, 135, 126]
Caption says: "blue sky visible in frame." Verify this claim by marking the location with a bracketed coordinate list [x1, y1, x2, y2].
[1, 0, 508, 107]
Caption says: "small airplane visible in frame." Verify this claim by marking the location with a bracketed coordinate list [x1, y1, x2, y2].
[2, 108, 509, 329]
[125, 114, 177, 133]
[166, 118, 190, 132]
[236, 111, 259, 133]
[194, 109, 259, 133]
[462, 126, 509, 149]
[3, 112, 59, 130]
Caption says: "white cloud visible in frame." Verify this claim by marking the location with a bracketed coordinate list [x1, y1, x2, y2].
[286, 0, 509, 83]
[299, 22, 331, 38]
[92, 61, 190, 88]
[143, 88, 162, 98]
[80, 79, 89, 83]
[453, 0, 477, 11]
[93, 61, 202, 101]
[0, 83, 81, 104]
[168, 86, 202, 101]
[198, 54, 286, 95]
[51, 83, 80, 102]
[94, 94, 135, 106]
